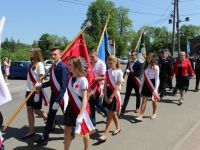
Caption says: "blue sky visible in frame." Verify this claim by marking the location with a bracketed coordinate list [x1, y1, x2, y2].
[1, 0, 200, 44]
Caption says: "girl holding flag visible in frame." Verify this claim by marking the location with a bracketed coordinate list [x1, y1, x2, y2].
[136, 53, 160, 121]
[64, 56, 95, 150]
[98, 55, 123, 142]
[22, 47, 48, 139]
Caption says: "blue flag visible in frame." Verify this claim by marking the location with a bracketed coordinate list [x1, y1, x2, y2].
[98, 31, 111, 62]
[187, 39, 190, 54]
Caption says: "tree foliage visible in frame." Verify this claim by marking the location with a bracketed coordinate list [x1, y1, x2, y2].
[1, 38, 31, 61]
[38, 34, 69, 60]
[180, 25, 200, 51]
[84, 0, 133, 56]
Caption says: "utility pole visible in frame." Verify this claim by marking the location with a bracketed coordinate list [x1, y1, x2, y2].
[176, 0, 181, 52]
[172, 0, 176, 56]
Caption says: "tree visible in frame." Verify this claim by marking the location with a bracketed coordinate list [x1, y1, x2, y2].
[38, 34, 69, 60]
[144, 26, 169, 53]
[180, 25, 200, 51]
[83, 0, 133, 56]
[1, 38, 31, 61]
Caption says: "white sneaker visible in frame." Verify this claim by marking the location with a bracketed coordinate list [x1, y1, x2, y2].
[151, 114, 157, 119]
[136, 116, 143, 121]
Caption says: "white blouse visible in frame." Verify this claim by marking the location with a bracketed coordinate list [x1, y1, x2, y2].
[141, 65, 160, 91]
[26, 62, 45, 91]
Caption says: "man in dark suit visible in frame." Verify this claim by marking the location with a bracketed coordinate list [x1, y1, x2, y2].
[35, 47, 68, 146]
[158, 50, 172, 99]
[194, 54, 200, 92]
[121, 51, 142, 114]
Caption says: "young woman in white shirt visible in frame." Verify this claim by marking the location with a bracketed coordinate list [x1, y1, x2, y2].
[98, 55, 123, 143]
[22, 48, 48, 139]
[136, 53, 160, 121]
[64, 56, 95, 150]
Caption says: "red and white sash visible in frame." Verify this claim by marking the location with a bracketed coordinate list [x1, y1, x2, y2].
[0, 132, 4, 149]
[68, 77, 95, 135]
[144, 71, 159, 102]
[50, 67, 68, 112]
[88, 80, 102, 98]
[106, 70, 121, 112]
[132, 76, 141, 87]
[128, 61, 141, 87]
[28, 68, 49, 106]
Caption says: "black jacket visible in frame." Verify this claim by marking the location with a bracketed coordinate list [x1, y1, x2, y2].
[124, 60, 142, 78]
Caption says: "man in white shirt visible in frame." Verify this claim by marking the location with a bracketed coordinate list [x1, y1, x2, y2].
[89, 50, 108, 126]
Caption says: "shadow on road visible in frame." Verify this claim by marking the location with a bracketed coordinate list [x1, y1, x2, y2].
[2, 116, 64, 150]
[159, 98, 180, 105]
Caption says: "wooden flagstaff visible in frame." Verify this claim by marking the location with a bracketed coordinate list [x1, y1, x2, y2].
[134, 25, 147, 52]
[96, 14, 110, 52]
[2, 21, 92, 131]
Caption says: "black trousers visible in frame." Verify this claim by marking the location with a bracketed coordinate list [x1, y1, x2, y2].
[196, 73, 200, 90]
[0, 112, 3, 129]
[89, 96, 108, 122]
[122, 76, 141, 111]
[43, 100, 58, 139]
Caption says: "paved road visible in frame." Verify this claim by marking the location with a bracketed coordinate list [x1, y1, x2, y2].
[1, 66, 200, 150]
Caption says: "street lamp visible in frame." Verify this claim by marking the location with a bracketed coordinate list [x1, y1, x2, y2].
[169, 16, 190, 53]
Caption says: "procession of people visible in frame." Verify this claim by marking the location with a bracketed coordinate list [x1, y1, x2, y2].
[1, 46, 200, 150]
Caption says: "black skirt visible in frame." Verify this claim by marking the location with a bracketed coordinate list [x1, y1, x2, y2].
[26, 91, 42, 109]
[64, 102, 77, 127]
[141, 79, 155, 97]
[176, 75, 189, 90]
[104, 86, 118, 112]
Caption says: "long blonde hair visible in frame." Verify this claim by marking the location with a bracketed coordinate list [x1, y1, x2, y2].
[31, 47, 44, 69]
[107, 55, 120, 69]
[69, 56, 86, 77]
[144, 53, 156, 70]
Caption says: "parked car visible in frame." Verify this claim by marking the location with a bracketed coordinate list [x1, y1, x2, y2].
[44, 60, 53, 74]
[120, 57, 128, 64]
[9, 61, 31, 79]
[1, 65, 5, 75]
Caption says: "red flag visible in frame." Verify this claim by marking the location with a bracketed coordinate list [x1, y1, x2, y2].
[61, 33, 94, 87]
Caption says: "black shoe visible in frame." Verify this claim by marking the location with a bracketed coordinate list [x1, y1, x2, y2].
[21, 132, 36, 139]
[172, 88, 177, 95]
[92, 137, 106, 145]
[112, 129, 121, 136]
[120, 109, 125, 115]
[160, 93, 163, 99]
[34, 136, 48, 146]
[177, 101, 182, 106]
[97, 137, 106, 144]
[194, 89, 198, 92]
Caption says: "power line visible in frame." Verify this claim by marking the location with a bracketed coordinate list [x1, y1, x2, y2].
[57, 0, 89, 6]
[179, 0, 197, 2]
[129, 11, 163, 16]
[181, 13, 200, 16]
[155, 4, 172, 26]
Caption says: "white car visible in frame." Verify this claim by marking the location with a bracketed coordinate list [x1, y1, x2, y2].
[120, 57, 128, 64]
[44, 60, 53, 72]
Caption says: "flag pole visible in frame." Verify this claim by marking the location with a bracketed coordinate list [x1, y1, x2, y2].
[96, 14, 110, 52]
[0, 16, 6, 65]
[134, 25, 146, 52]
[62, 21, 92, 55]
[2, 21, 92, 131]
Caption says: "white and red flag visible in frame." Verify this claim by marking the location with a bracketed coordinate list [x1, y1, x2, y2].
[0, 16, 12, 106]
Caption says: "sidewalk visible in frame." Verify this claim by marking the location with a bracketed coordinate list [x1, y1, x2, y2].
[172, 104, 200, 150]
